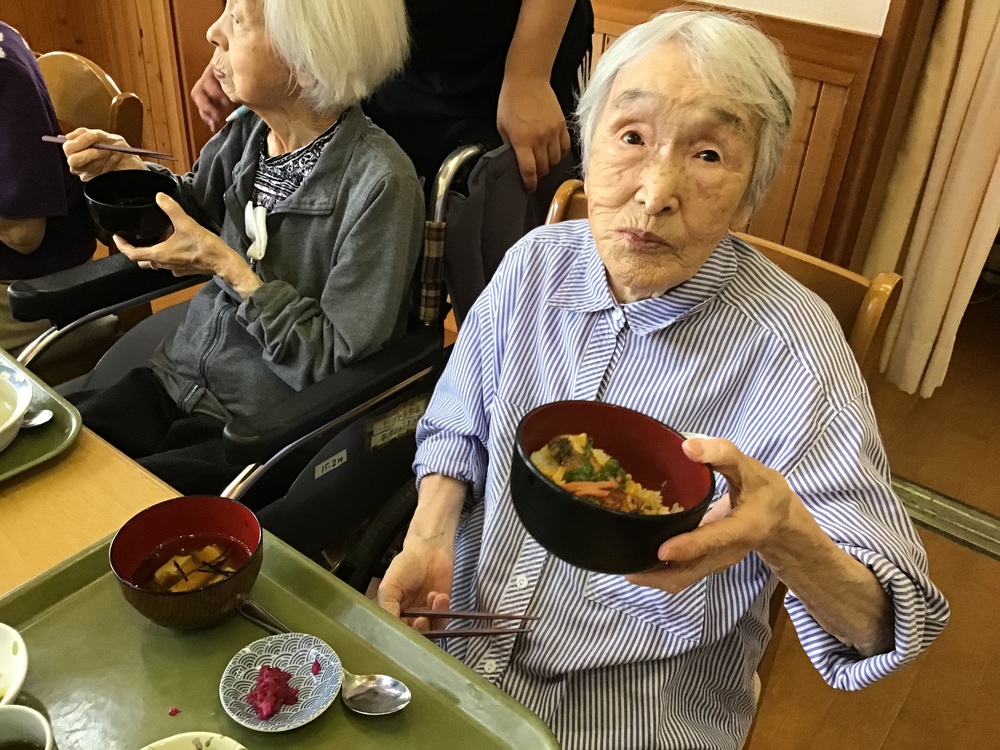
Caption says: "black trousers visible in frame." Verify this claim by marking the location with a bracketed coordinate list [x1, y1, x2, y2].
[69, 368, 244, 495]
[363, 109, 505, 193]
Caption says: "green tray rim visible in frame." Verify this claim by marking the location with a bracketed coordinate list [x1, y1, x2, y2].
[0, 347, 82, 484]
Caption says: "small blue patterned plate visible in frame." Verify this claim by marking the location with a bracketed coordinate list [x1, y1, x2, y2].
[219, 632, 342, 732]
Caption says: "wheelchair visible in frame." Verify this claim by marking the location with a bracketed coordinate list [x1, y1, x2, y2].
[7, 142, 577, 592]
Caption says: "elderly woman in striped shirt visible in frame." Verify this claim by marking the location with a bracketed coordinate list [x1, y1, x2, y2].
[380, 10, 949, 749]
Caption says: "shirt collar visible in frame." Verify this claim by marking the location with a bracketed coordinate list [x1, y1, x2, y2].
[547, 232, 739, 335]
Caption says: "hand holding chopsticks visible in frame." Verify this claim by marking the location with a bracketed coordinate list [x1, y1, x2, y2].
[42, 134, 174, 161]
[400, 609, 539, 639]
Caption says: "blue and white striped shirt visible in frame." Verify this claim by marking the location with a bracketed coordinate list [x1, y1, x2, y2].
[414, 220, 949, 749]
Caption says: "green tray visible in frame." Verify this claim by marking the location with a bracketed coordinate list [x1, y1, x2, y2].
[0, 533, 558, 749]
[0, 348, 81, 484]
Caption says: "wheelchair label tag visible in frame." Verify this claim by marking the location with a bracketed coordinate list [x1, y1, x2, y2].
[368, 396, 430, 449]
[314, 449, 348, 479]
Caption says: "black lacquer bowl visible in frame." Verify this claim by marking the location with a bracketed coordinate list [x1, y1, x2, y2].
[511, 401, 715, 574]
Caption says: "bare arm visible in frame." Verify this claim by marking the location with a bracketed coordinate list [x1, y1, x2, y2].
[408, 473, 467, 546]
[0, 217, 46, 255]
[628, 438, 894, 658]
[760, 500, 894, 656]
[377, 474, 467, 625]
[499, 0, 577, 190]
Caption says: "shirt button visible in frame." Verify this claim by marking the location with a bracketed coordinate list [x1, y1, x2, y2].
[515, 574, 529, 590]
[483, 659, 497, 675]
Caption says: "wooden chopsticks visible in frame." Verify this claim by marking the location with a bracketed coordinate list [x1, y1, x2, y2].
[400, 609, 539, 639]
[41, 134, 175, 161]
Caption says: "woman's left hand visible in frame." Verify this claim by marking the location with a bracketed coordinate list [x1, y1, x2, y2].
[626, 438, 796, 594]
[116, 193, 262, 298]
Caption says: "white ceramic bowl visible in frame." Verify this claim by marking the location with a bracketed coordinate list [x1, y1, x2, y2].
[0, 705, 53, 750]
[0, 367, 32, 454]
[0, 622, 28, 705]
[140, 732, 247, 750]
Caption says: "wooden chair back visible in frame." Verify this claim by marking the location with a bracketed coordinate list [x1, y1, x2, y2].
[36, 51, 144, 147]
[545, 180, 902, 378]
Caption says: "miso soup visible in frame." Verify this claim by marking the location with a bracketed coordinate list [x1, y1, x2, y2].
[133, 533, 251, 594]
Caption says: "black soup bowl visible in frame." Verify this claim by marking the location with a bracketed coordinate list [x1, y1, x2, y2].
[511, 401, 715, 574]
[84, 169, 177, 247]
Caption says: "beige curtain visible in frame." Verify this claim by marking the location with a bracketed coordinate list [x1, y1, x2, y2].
[863, 0, 1000, 398]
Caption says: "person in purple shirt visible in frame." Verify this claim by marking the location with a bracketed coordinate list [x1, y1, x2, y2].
[0, 22, 95, 354]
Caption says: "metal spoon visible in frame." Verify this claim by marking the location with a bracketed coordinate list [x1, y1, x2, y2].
[21, 409, 54, 429]
[236, 596, 412, 716]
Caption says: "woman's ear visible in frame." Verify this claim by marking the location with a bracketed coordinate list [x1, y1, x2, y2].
[731, 204, 753, 232]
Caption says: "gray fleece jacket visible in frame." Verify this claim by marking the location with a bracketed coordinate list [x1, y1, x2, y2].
[148, 107, 423, 422]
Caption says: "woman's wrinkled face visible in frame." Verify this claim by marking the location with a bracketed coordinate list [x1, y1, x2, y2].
[585, 42, 757, 303]
[206, 0, 294, 108]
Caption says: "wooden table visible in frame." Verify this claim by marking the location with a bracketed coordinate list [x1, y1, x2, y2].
[0, 428, 176, 596]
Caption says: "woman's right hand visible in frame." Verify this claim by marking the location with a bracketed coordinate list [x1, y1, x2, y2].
[62, 127, 146, 181]
[378, 474, 466, 631]
[377, 535, 455, 633]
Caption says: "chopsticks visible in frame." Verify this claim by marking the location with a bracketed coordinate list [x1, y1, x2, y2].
[41, 134, 175, 161]
[401, 609, 539, 640]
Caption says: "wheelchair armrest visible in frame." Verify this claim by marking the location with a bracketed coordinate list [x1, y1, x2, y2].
[7, 253, 209, 327]
[223, 325, 444, 464]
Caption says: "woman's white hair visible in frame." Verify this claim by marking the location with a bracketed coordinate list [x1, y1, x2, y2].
[261, 0, 408, 113]
[576, 10, 795, 212]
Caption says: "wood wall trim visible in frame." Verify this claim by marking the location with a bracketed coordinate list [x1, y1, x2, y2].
[593, 1, 877, 84]
[825, 0, 942, 271]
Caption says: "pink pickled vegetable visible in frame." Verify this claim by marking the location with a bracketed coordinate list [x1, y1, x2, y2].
[246, 664, 299, 720]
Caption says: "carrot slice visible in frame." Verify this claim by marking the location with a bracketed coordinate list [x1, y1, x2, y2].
[561, 480, 618, 492]
[573, 489, 610, 498]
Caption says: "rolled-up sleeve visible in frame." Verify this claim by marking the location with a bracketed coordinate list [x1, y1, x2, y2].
[413, 281, 498, 503]
[783, 396, 950, 689]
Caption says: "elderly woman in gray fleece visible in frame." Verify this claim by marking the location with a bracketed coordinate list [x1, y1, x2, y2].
[61, 0, 422, 494]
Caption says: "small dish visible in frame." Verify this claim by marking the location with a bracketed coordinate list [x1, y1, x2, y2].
[0, 622, 28, 705]
[219, 632, 342, 732]
[140, 732, 247, 750]
[0, 364, 32, 455]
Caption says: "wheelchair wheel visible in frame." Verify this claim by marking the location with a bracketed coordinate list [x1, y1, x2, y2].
[337, 482, 417, 593]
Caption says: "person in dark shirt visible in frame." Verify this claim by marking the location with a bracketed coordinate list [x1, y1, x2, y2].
[0, 23, 96, 353]
[192, 0, 594, 190]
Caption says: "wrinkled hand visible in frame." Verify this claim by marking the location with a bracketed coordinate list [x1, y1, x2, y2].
[497, 75, 571, 192]
[116, 193, 247, 281]
[378, 536, 455, 634]
[626, 438, 796, 594]
[192, 63, 235, 132]
[62, 128, 145, 182]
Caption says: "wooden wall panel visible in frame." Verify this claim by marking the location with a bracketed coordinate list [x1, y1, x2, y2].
[828, 0, 941, 271]
[171, 0, 223, 158]
[784, 82, 848, 250]
[748, 78, 819, 242]
[590, 0, 878, 259]
[1, 0, 194, 173]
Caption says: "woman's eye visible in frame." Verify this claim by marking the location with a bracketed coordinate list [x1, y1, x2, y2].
[698, 150, 720, 163]
[622, 131, 644, 146]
